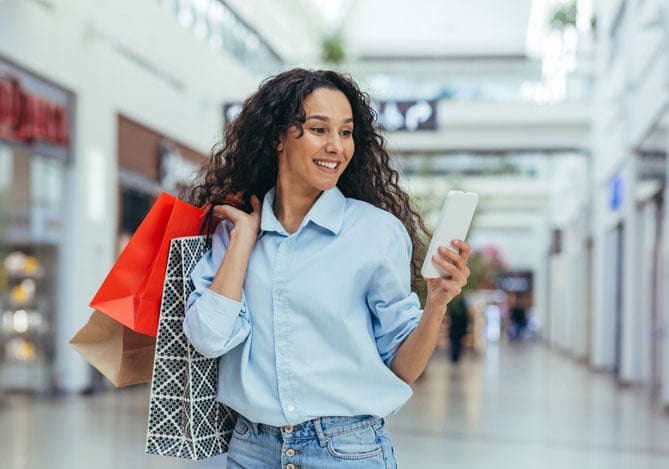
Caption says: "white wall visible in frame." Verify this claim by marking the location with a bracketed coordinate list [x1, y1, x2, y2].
[542, 155, 591, 357]
[589, 0, 669, 404]
[0, 0, 261, 392]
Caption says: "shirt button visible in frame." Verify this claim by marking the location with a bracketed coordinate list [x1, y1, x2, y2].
[276, 289, 283, 296]
[285, 448, 296, 457]
[287, 405, 295, 412]
[283, 425, 294, 433]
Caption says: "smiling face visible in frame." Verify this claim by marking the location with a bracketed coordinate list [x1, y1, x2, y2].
[276, 87, 355, 199]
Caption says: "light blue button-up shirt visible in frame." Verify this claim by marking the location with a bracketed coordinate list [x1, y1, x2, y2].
[184, 186, 422, 426]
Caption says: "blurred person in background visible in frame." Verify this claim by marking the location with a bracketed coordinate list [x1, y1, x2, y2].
[508, 292, 529, 341]
[182, 68, 471, 468]
[447, 295, 469, 363]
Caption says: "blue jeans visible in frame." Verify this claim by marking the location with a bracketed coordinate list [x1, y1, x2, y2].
[226, 414, 397, 468]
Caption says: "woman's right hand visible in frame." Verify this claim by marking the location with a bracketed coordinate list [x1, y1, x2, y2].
[213, 194, 262, 247]
[208, 194, 261, 301]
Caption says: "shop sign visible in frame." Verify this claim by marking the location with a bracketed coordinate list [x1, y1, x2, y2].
[222, 99, 438, 132]
[498, 270, 533, 292]
[609, 171, 624, 211]
[0, 75, 70, 147]
[373, 99, 438, 131]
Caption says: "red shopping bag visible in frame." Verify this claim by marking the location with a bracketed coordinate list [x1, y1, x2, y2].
[90, 193, 215, 336]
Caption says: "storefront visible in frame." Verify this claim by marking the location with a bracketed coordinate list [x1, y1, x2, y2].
[116, 115, 207, 249]
[0, 57, 73, 393]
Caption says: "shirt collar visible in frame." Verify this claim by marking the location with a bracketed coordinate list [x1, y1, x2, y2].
[260, 186, 345, 236]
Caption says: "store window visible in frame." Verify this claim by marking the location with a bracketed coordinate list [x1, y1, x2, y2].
[0, 144, 65, 392]
[0, 57, 72, 393]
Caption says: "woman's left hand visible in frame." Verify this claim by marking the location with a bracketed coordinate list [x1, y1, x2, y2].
[424, 240, 472, 310]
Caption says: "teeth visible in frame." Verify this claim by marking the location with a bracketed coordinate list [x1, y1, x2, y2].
[314, 160, 337, 169]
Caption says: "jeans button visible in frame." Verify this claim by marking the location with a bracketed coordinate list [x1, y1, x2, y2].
[283, 425, 294, 434]
[285, 448, 296, 457]
[286, 464, 296, 469]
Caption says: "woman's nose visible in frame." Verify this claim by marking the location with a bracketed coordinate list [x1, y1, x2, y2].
[325, 134, 343, 154]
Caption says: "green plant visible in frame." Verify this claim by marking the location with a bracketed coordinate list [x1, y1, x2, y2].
[322, 32, 346, 64]
[550, 0, 577, 31]
[590, 14, 597, 36]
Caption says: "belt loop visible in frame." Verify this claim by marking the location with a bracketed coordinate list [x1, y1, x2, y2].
[313, 418, 327, 447]
[251, 421, 259, 435]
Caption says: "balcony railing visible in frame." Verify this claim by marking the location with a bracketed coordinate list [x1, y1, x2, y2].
[158, 0, 282, 75]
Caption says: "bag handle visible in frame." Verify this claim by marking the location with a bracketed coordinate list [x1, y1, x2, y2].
[198, 194, 245, 236]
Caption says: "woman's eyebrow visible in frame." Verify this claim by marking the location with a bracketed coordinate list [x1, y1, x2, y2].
[305, 114, 354, 123]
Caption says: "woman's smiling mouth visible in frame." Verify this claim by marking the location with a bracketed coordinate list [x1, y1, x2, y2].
[314, 159, 339, 170]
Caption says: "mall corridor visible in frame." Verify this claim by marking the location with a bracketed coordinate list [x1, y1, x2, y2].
[2, 342, 669, 469]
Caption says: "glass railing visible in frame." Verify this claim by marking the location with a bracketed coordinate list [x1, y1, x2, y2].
[395, 151, 583, 178]
[158, 0, 282, 75]
[358, 72, 594, 104]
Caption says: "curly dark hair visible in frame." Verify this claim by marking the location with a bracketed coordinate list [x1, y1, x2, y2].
[186, 68, 428, 281]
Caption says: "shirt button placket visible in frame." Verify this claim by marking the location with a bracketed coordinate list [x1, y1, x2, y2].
[274, 237, 297, 420]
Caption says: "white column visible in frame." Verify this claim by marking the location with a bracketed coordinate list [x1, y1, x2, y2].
[659, 0, 669, 411]
[590, 183, 612, 370]
[663, 130, 669, 408]
[533, 220, 550, 343]
[620, 155, 640, 383]
[54, 88, 118, 393]
[638, 201, 655, 384]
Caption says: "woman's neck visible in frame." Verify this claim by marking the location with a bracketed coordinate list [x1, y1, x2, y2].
[273, 183, 322, 234]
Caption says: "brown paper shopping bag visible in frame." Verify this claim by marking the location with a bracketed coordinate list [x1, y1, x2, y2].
[70, 310, 156, 387]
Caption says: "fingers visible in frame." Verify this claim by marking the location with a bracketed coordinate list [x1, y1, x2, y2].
[452, 240, 471, 260]
[430, 241, 471, 286]
[433, 241, 470, 267]
[213, 195, 262, 237]
[431, 252, 465, 283]
[213, 194, 262, 219]
[250, 195, 262, 214]
[213, 203, 241, 221]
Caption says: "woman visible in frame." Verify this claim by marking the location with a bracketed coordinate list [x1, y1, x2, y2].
[184, 68, 471, 468]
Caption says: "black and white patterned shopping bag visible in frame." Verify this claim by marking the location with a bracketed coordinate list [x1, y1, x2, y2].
[145, 236, 237, 460]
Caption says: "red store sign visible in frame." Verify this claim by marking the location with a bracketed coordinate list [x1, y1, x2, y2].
[0, 75, 70, 147]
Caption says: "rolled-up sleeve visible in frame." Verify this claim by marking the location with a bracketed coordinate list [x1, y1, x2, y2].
[366, 219, 423, 367]
[183, 221, 251, 358]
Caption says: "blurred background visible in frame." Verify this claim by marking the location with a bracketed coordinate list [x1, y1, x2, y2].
[1, 0, 669, 468]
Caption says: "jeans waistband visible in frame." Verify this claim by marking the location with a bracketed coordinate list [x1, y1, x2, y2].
[240, 414, 384, 446]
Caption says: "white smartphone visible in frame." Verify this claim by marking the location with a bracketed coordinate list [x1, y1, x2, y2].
[421, 190, 479, 279]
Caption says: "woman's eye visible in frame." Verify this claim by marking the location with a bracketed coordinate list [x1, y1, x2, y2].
[341, 129, 353, 137]
[311, 127, 326, 134]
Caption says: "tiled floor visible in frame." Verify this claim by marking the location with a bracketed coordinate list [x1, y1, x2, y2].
[2, 342, 669, 468]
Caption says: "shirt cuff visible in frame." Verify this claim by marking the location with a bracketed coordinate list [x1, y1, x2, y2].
[195, 288, 245, 333]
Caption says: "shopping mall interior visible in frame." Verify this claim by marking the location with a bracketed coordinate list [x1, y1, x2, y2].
[1, 0, 669, 467]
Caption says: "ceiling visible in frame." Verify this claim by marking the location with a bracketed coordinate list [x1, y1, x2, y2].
[307, 0, 545, 60]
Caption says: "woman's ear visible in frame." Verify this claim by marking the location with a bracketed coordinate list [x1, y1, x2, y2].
[276, 135, 284, 153]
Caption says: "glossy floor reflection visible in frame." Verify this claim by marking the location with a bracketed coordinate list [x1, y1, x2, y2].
[1, 342, 669, 469]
